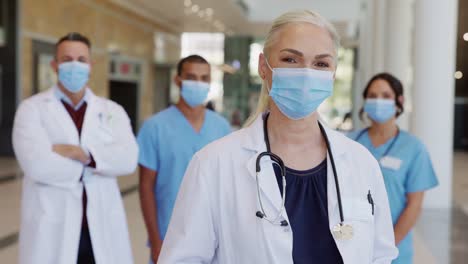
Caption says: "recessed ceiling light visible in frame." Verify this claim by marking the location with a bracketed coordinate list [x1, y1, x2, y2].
[455, 71, 463, 79]
[191, 4, 199, 13]
[464, 33, 468, 41]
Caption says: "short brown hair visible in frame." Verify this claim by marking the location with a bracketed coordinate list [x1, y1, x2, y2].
[56, 32, 91, 51]
[177, 55, 209, 76]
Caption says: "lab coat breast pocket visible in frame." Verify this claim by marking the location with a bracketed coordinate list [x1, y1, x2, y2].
[94, 124, 115, 144]
[343, 198, 375, 222]
[341, 198, 375, 262]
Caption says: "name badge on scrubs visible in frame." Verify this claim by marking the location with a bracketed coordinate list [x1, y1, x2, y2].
[380, 156, 402, 170]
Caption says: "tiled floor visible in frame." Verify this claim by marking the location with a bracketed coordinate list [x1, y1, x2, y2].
[0, 158, 21, 178]
[453, 151, 468, 214]
[1, 152, 467, 263]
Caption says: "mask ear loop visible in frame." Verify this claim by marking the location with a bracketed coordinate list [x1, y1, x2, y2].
[264, 55, 274, 72]
[263, 55, 274, 93]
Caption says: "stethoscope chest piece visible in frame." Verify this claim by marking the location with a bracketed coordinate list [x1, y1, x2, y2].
[332, 223, 354, 241]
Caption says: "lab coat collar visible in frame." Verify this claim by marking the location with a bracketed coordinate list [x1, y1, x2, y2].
[240, 114, 267, 153]
[53, 84, 92, 110]
[42, 87, 97, 142]
[45, 85, 96, 105]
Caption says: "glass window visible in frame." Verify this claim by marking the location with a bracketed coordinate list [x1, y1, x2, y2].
[249, 41, 263, 84]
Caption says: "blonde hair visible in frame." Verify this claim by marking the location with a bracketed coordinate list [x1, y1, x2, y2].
[244, 10, 341, 127]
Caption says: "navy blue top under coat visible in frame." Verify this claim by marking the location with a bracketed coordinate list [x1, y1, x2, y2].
[273, 160, 343, 264]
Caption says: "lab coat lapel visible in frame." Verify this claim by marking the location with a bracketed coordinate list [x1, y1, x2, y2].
[327, 153, 339, 228]
[81, 89, 97, 141]
[244, 116, 284, 212]
[246, 151, 283, 212]
[44, 89, 80, 143]
[324, 126, 351, 235]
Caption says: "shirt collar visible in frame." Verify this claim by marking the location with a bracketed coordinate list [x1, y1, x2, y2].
[53, 85, 90, 110]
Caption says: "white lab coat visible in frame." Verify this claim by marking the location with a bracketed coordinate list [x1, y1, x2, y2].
[159, 115, 398, 264]
[13, 87, 138, 264]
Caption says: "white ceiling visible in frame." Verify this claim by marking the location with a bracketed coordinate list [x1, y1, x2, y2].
[110, 0, 247, 33]
[242, 0, 361, 23]
[110, 0, 362, 41]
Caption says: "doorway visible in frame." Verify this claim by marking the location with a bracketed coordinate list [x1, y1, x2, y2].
[154, 64, 173, 112]
[109, 80, 138, 133]
[0, 0, 18, 156]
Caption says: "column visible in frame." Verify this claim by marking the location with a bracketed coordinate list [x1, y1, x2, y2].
[412, 0, 458, 209]
[353, 0, 387, 129]
[384, 0, 414, 130]
[372, 0, 387, 73]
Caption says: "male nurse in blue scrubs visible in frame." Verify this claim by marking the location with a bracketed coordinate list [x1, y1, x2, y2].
[137, 55, 231, 264]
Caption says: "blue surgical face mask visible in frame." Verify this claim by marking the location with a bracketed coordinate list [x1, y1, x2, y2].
[265, 59, 334, 120]
[181, 80, 210, 108]
[58, 61, 90, 93]
[364, 98, 397, 123]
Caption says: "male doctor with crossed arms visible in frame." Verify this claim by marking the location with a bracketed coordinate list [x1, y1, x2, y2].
[13, 32, 137, 264]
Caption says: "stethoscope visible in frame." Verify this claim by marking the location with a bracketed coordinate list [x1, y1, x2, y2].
[255, 113, 354, 240]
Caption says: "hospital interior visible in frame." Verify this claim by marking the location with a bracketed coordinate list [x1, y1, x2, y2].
[0, 0, 467, 263]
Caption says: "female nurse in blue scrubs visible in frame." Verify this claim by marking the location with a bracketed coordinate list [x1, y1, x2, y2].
[348, 73, 439, 264]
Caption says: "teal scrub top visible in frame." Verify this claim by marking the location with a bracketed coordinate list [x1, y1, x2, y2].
[348, 129, 439, 264]
[137, 105, 231, 240]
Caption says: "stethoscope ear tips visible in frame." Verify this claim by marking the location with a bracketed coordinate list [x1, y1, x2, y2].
[256, 211, 289, 227]
[256, 211, 264, 219]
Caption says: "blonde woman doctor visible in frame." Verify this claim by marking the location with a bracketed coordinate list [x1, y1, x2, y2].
[159, 10, 398, 264]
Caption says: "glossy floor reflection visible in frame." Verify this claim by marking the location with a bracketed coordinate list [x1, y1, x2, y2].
[414, 208, 468, 263]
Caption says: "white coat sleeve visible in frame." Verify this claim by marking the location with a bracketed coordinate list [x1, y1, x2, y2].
[85, 103, 138, 177]
[158, 154, 218, 263]
[371, 160, 399, 263]
[12, 100, 83, 188]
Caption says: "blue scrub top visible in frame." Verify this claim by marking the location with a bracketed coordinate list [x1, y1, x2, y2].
[348, 129, 438, 264]
[273, 160, 343, 264]
[137, 105, 231, 240]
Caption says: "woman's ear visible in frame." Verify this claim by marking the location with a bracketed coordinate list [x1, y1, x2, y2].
[398, 95, 404, 106]
[258, 53, 267, 80]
